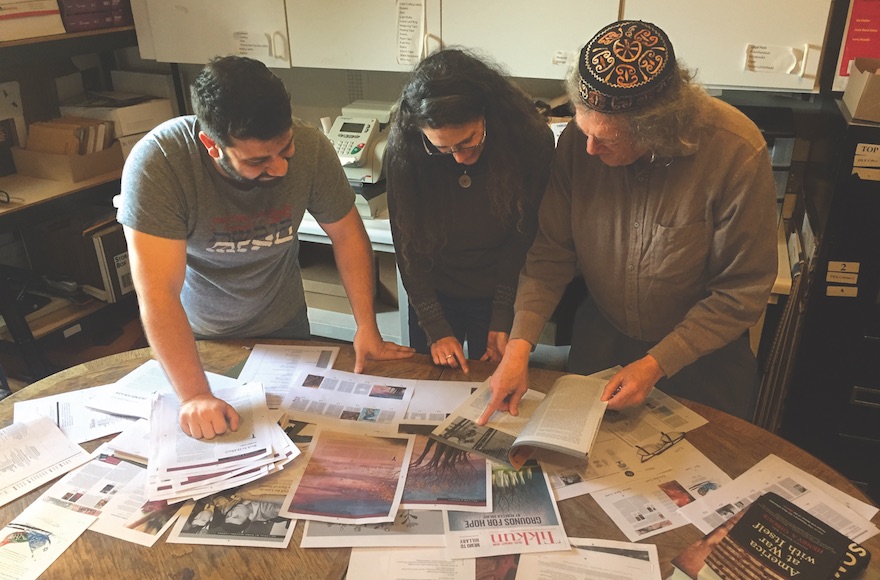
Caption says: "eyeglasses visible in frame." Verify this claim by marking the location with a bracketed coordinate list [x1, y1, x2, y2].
[635, 431, 685, 463]
[0, 190, 25, 205]
[421, 123, 487, 156]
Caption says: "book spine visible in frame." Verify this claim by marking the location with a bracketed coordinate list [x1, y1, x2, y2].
[58, 0, 113, 16]
[61, 11, 116, 32]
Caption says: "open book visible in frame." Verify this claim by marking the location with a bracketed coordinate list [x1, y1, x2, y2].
[429, 370, 611, 470]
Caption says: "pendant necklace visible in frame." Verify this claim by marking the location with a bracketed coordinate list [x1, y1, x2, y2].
[458, 169, 471, 189]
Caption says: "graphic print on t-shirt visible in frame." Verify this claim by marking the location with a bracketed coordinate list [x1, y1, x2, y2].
[206, 206, 296, 253]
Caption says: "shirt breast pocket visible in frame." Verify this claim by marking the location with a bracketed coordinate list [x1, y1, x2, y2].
[644, 221, 710, 287]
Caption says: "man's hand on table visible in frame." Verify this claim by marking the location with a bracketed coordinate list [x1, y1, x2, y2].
[352, 328, 415, 373]
[600, 354, 665, 410]
[179, 393, 241, 439]
[476, 338, 531, 425]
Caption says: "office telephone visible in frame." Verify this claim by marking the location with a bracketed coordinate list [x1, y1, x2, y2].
[326, 116, 379, 168]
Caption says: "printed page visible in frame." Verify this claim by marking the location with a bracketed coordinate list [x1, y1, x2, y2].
[430, 381, 544, 469]
[106, 418, 150, 463]
[347, 547, 475, 580]
[280, 366, 416, 431]
[0, 417, 90, 509]
[302, 509, 447, 548]
[678, 454, 879, 542]
[403, 380, 477, 426]
[0, 500, 95, 580]
[237, 343, 339, 409]
[13, 384, 135, 444]
[40, 444, 181, 547]
[444, 462, 569, 560]
[590, 441, 732, 542]
[167, 467, 299, 548]
[400, 432, 491, 513]
[515, 538, 661, 580]
[515, 374, 607, 455]
[281, 426, 415, 525]
[601, 387, 708, 447]
[148, 383, 273, 476]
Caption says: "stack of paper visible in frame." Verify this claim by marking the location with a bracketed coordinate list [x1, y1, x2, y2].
[145, 383, 299, 503]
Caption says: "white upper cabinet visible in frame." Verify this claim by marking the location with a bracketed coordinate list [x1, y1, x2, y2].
[145, 0, 291, 68]
[439, 0, 619, 80]
[287, 0, 442, 71]
[623, 0, 833, 92]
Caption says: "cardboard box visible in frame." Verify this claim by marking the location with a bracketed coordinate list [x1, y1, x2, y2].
[11, 142, 123, 182]
[111, 70, 181, 116]
[21, 209, 133, 304]
[117, 131, 147, 160]
[0, 1, 65, 42]
[60, 94, 173, 138]
[843, 58, 880, 123]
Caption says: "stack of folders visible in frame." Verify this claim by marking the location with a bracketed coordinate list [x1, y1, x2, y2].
[25, 117, 115, 156]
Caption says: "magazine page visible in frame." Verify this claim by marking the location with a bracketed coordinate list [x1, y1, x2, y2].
[301, 509, 447, 548]
[280, 426, 415, 525]
[167, 466, 299, 548]
[678, 454, 879, 542]
[444, 461, 570, 559]
[347, 547, 475, 580]
[515, 538, 661, 580]
[237, 343, 340, 409]
[513, 373, 607, 457]
[431, 381, 545, 469]
[0, 501, 95, 580]
[601, 386, 708, 447]
[590, 441, 732, 542]
[0, 417, 90, 509]
[39, 444, 181, 546]
[280, 366, 416, 431]
[13, 384, 135, 444]
[403, 380, 477, 426]
[400, 431, 491, 513]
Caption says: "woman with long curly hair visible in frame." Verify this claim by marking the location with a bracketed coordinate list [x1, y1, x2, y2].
[386, 49, 553, 371]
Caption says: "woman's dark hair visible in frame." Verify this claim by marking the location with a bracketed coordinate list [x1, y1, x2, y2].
[387, 48, 547, 262]
[191, 55, 292, 147]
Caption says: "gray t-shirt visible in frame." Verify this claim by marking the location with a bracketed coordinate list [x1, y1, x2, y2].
[117, 116, 354, 338]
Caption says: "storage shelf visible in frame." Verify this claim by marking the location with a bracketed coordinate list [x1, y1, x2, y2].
[0, 27, 137, 67]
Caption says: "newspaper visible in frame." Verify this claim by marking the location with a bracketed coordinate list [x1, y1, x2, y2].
[281, 426, 415, 525]
[444, 461, 570, 559]
[0, 417, 90, 509]
[280, 366, 416, 431]
[237, 343, 340, 409]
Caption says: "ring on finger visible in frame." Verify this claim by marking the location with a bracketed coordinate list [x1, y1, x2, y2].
[445, 355, 453, 360]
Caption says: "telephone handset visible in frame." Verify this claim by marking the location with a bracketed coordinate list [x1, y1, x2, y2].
[326, 116, 379, 168]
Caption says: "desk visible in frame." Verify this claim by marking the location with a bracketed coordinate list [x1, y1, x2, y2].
[1, 340, 877, 579]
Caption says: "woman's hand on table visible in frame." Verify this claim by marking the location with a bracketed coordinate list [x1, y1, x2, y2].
[178, 393, 241, 439]
[431, 336, 468, 373]
[480, 331, 508, 363]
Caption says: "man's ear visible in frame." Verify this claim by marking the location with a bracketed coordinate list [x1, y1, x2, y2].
[198, 131, 222, 160]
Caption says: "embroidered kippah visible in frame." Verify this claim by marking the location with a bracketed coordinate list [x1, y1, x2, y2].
[577, 20, 675, 113]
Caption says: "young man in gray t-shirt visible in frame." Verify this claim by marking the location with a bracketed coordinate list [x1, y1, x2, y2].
[118, 56, 412, 439]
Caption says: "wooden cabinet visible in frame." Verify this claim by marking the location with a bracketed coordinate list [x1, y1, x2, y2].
[622, 0, 833, 91]
[144, 0, 290, 67]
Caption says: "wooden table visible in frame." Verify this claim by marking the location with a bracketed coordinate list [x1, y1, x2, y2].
[1, 339, 877, 579]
